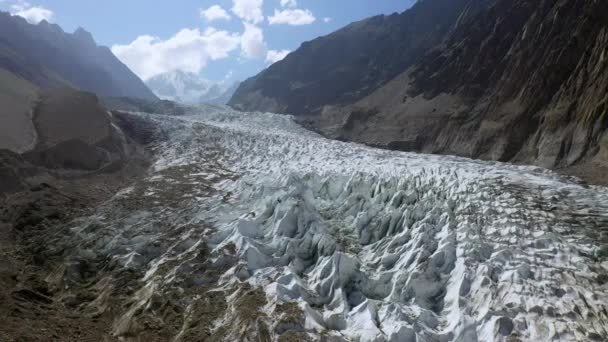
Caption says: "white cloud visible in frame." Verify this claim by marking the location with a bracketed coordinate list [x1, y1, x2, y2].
[265, 49, 290, 63]
[11, 0, 53, 24]
[223, 70, 234, 81]
[201, 5, 231, 21]
[323, 17, 332, 23]
[240, 22, 266, 59]
[231, 0, 264, 24]
[268, 8, 315, 26]
[280, 0, 297, 8]
[112, 28, 240, 80]
[113, 1, 270, 80]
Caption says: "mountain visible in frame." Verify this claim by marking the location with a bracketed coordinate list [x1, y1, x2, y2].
[229, 0, 485, 115]
[146, 70, 239, 105]
[229, 0, 608, 184]
[0, 11, 157, 100]
[208, 81, 240, 105]
[146, 70, 217, 104]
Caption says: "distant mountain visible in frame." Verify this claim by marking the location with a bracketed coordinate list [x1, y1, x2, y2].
[229, 0, 608, 184]
[146, 70, 239, 105]
[207, 81, 240, 105]
[0, 11, 157, 100]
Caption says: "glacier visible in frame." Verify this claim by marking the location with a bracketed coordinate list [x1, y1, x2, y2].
[49, 106, 608, 341]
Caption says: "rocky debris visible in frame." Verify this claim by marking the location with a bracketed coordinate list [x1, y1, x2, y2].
[0, 161, 148, 341]
[0, 89, 153, 340]
[0, 150, 40, 194]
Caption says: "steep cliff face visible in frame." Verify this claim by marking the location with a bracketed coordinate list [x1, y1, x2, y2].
[0, 12, 157, 100]
[229, 0, 485, 115]
[404, 0, 608, 167]
[333, 0, 608, 182]
[231, 0, 608, 183]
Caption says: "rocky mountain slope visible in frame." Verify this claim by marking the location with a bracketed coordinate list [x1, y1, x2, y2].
[0, 68, 39, 154]
[1, 88, 147, 180]
[229, 0, 485, 115]
[0, 11, 157, 100]
[230, 0, 608, 184]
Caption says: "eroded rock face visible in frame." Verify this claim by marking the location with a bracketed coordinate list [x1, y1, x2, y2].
[0, 68, 39, 154]
[34, 89, 112, 148]
[402, 0, 608, 170]
[21, 89, 135, 172]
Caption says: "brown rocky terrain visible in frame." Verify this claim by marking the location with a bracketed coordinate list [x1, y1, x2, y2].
[0, 84, 154, 340]
[0, 157, 149, 341]
[0, 68, 39, 154]
[230, 0, 608, 185]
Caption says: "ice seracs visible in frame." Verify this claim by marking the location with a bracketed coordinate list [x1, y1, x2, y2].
[51, 106, 608, 341]
[182, 108, 607, 341]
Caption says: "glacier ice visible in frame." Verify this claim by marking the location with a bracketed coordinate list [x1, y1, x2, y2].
[48, 106, 608, 341]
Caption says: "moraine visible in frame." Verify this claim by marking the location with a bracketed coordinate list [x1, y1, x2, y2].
[53, 106, 608, 341]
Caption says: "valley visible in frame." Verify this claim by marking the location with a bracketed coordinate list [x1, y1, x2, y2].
[1, 1, 608, 340]
[3, 106, 607, 341]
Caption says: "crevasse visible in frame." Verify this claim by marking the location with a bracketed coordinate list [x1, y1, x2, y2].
[56, 106, 608, 341]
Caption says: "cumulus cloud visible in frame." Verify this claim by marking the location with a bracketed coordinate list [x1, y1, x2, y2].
[266, 49, 290, 63]
[11, 0, 53, 24]
[113, 1, 272, 80]
[112, 28, 240, 80]
[268, 8, 315, 26]
[240, 22, 266, 59]
[280, 0, 297, 8]
[231, 0, 264, 24]
[201, 5, 231, 21]
[323, 17, 332, 23]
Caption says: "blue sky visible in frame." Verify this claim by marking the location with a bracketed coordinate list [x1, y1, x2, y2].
[1, 0, 415, 84]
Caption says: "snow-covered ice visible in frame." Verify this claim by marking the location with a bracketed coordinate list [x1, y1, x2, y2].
[58, 106, 608, 341]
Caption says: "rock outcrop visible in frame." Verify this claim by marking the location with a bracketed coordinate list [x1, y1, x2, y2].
[22, 88, 135, 172]
[0, 86, 152, 198]
[230, 0, 608, 184]
[0, 68, 39, 153]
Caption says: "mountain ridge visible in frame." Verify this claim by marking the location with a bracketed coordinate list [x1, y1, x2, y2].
[0, 11, 157, 100]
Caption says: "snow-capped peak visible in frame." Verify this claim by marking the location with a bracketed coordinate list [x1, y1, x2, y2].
[145, 70, 236, 105]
